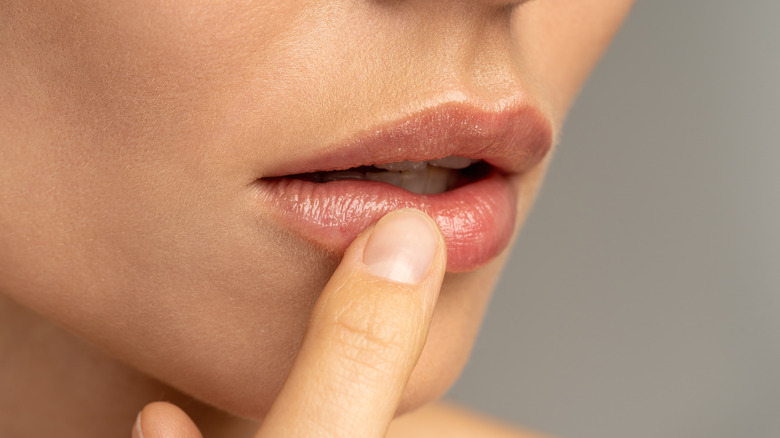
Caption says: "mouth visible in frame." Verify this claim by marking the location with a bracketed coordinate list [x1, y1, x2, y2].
[253, 102, 552, 272]
[280, 156, 490, 195]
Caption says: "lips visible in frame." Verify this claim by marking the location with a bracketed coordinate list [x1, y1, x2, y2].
[253, 102, 552, 272]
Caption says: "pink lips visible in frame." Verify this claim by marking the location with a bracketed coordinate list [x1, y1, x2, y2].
[254, 102, 552, 272]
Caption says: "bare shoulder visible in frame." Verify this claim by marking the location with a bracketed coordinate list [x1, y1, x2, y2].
[387, 401, 554, 438]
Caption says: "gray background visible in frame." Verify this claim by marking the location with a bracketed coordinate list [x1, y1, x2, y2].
[446, 2, 780, 437]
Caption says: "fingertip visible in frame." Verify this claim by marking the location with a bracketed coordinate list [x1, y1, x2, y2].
[363, 208, 446, 285]
[133, 402, 202, 438]
[132, 410, 143, 438]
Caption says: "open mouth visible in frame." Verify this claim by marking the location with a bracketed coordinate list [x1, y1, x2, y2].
[253, 102, 553, 271]
[256, 160, 514, 272]
[279, 156, 491, 195]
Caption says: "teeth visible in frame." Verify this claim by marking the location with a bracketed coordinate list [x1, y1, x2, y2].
[321, 170, 364, 182]
[365, 171, 402, 186]
[424, 166, 450, 194]
[310, 156, 478, 194]
[374, 160, 428, 172]
[345, 167, 453, 195]
[374, 156, 477, 171]
[399, 167, 429, 194]
[428, 156, 478, 169]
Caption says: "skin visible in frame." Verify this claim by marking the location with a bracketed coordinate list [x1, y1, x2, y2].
[0, 0, 633, 436]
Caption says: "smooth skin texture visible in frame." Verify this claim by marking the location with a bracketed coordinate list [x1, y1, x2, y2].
[130, 210, 547, 437]
[135, 209, 447, 437]
[0, 0, 633, 437]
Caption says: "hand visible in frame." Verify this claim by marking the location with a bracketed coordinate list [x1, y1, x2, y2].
[131, 209, 447, 438]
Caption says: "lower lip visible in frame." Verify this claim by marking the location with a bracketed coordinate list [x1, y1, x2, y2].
[254, 170, 517, 272]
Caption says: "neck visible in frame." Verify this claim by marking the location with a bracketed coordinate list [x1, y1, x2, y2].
[0, 295, 259, 438]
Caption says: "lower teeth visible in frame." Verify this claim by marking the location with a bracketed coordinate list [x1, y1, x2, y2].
[288, 160, 488, 195]
[320, 166, 456, 195]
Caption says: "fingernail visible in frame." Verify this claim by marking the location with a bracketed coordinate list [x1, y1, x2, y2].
[363, 210, 439, 284]
[132, 411, 144, 438]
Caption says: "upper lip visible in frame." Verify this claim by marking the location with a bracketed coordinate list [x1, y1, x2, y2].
[261, 101, 553, 178]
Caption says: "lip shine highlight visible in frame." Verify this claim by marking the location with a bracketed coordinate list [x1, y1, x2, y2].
[254, 102, 551, 272]
[258, 170, 516, 272]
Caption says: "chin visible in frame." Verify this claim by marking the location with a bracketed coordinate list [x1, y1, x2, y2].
[143, 257, 503, 422]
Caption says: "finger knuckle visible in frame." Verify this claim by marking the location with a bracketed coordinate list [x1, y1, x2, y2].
[327, 290, 423, 376]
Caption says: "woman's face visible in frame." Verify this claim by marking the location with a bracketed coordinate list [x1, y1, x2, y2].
[1, 0, 631, 418]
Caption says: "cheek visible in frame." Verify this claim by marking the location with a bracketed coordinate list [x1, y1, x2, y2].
[1, 0, 628, 420]
[0, 0, 307, 309]
[512, 0, 634, 120]
[0, 0, 338, 415]
[399, 258, 505, 414]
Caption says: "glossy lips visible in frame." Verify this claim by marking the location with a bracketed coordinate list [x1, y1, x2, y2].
[254, 102, 552, 272]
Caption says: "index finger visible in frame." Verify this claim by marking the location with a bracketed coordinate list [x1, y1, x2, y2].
[257, 209, 446, 438]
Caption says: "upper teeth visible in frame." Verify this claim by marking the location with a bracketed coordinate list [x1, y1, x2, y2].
[299, 156, 479, 195]
[320, 165, 459, 195]
[366, 166, 456, 195]
[374, 156, 477, 171]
